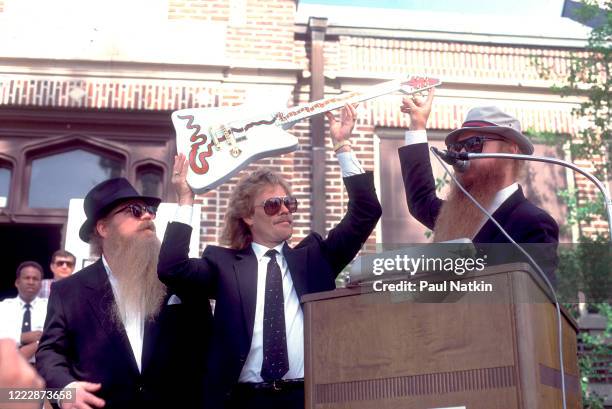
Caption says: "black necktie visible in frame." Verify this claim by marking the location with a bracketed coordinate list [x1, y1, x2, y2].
[21, 303, 31, 333]
[260, 249, 289, 381]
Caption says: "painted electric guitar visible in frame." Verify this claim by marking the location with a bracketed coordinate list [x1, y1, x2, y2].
[172, 75, 441, 193]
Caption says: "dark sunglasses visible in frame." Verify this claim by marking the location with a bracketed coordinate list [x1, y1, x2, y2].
[113, 203, 157, 219]
[447, 135, 505, 154]
[54, 260, 75, 268]
[256, 196, 298, 216]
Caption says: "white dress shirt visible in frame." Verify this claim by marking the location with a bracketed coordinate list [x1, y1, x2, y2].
[0, 296, 48, 344]
[238, 242, 304, 382]
[101, 255, 144, 373]
[404, 130, 519, 235]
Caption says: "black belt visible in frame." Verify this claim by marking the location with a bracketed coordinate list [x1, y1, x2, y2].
[236, 378, 304, 392]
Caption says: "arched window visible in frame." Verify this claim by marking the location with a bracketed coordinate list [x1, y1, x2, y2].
[28, 149, 123, 209]
[0, 164, 11, 208]
[136, 164, 164, 198]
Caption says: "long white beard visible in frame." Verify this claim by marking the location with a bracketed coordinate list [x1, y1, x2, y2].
[103, 223, 167, 325]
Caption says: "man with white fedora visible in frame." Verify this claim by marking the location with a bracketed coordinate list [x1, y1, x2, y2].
[397, 89, 558, 275]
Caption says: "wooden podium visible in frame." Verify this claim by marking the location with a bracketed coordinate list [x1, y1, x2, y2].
[302, 263, 580, 409]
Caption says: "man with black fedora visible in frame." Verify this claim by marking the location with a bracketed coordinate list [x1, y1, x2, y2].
[398, 89, 558, 278]
[36, 177, 211, 409]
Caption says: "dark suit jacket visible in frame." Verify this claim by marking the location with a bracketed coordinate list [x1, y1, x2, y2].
[398, 143, 559, 279]
[158, 171, 382, 409]
[36, 259, 211, 409]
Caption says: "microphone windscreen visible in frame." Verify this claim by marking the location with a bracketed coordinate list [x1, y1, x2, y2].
[453, 161, 470, 173]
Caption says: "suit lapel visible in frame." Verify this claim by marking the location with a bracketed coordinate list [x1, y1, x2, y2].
[474, 186, 526, 242]
[283, 242, 308, 299]
[83, 259, 140, 375]
[142, 315, 160, 374]
[233, 246, 258, 342]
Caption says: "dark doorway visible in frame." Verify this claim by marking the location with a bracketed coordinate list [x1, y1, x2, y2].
[0, 223, 61, 300]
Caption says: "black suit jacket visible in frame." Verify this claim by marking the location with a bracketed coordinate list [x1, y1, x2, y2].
[158, 171, 382, 409]
[36, 259, 211, 409]
[398, 143, 559, 279]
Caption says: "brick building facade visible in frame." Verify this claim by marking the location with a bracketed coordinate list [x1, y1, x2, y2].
[0, 0, 601, 289]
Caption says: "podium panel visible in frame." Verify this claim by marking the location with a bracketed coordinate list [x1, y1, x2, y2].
[302, 263, 580, 409]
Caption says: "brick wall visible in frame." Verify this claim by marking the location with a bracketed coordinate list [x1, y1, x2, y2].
[334, 36, 576, 84]
[1, 1, 605, 244]
[169, 0, 296, 65]
[168, 0, 231, 21]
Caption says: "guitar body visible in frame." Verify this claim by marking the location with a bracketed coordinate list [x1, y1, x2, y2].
[172, 106, 298, 193]
[171, 76, 441, 192]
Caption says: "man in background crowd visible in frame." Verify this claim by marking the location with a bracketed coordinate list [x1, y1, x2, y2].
[38, 250, 76, 299]
[0, 261, 47, 361]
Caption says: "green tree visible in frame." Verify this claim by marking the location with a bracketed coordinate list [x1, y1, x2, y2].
[534, 1, 611, 407]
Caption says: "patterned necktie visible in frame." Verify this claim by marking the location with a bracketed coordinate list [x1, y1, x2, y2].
[260, 249, 289, 381]
[21, 303, 31, 333]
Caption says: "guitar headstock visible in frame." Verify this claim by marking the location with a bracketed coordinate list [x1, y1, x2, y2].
[399, 76, 442, 95]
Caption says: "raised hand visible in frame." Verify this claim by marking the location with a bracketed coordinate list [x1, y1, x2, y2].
[325, 104, 358, 152]
[400, 88, 435, 131]
[172, 153, 195, 206]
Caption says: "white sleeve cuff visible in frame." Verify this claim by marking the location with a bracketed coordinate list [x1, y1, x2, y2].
[336, 151, 365, 177]
[173, 205, 193, 225]
[404, 130, 428, 145]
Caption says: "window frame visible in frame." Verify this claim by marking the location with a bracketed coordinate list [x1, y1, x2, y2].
[0, 155, 16, 212]
[18, 135, 128, 218]
[0, 107, 175, 226]
[134, 160, 167, 199]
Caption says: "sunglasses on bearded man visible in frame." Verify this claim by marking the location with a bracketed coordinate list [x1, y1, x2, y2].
[112, 203, 158, 219]
[447, 135, 505, 154]
[255, 196, 298, 216]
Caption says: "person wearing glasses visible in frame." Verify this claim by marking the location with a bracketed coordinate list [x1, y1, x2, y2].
[36, 178, 211, 409]
[398, 89, 558, 276]
[38, 250, 76, 299]
[158, 104, 382, 409]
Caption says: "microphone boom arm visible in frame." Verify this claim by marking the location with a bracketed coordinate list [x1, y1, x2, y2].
[463, 152, 612, 243]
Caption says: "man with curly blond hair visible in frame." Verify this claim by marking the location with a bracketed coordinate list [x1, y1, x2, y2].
[158, 104, 382, 409]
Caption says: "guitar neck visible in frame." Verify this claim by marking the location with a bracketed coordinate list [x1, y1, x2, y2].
[276, 79, 402, 126]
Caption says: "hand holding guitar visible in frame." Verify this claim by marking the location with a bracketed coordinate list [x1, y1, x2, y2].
[172, 153, 195, 206]
[325, 104, 358, 154]
[400, 87, 435, 131]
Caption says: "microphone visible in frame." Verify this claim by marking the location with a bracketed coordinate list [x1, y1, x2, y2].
[430, 147, 470, 172]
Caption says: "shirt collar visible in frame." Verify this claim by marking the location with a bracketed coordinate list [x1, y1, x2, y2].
[488, 182, 519, 215]
[251, 241, 285, 262]
[101, 254, 118, 288]
[17, 295, 39, 307]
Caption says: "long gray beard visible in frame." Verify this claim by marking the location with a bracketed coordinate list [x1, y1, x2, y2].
[103, 229, 167, 325]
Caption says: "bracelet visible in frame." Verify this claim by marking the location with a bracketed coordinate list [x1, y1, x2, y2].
[333, 140, 351, 152]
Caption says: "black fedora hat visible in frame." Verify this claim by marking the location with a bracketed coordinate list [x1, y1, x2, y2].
[79, 177, 161, 243]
